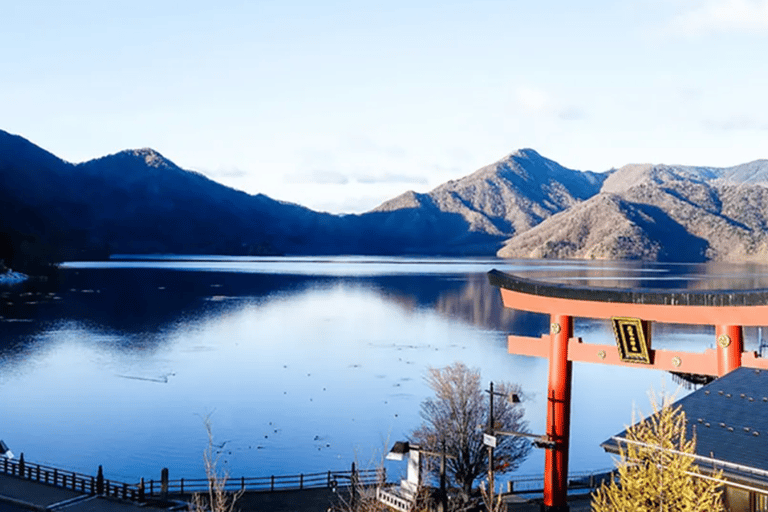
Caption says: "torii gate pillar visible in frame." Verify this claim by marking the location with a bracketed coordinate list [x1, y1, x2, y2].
[488, 269, 768, 512]
[716, 325, 742, 376]
[544, 314, 572, 511]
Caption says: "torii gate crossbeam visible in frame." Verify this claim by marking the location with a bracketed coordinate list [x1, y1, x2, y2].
[488, 269, 768, 512]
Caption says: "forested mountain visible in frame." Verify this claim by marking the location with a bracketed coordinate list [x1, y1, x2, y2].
[3, 128, 768, 269]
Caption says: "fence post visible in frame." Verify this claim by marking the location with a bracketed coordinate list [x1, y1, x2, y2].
[271, 475, 275, 492]
[54, 469, 58, 486]
[327, 471, 331, 488]
[35, 465, 40, 481]
[300, 474, 304, 489]
[241, 476, 245, 491]
[123, 483, 128, 499]
[181, 478, 184, 494]
[161, 468, 169, 500]
[138, 478, 145, 502]
[18, 454, 25, 478]
[97, 465, 104, 495]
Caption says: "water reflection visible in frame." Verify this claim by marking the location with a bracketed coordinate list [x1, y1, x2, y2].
[1, 257, 767, 484]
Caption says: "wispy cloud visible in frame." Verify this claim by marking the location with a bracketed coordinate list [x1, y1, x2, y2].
[285, 170, 350, 185]
[667, 0, 768, 37]
[284, 169, 428, 186]
[356, 173, 428, 185]
[702, 115, 768, 131]
[197, 166, 248, 179]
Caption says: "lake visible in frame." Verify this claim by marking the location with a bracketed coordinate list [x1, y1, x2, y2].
[2, 256, 767, 485]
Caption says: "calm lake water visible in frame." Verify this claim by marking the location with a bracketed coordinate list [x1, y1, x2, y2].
[2, 256, 768, 485]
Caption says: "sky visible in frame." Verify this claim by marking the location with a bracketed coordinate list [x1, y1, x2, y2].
[2, 0, 768, 213]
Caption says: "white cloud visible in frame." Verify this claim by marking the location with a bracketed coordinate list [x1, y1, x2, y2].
[669, 0, 768, 37]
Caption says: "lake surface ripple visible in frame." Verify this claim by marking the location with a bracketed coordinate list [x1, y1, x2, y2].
[2, 256, 767, 483]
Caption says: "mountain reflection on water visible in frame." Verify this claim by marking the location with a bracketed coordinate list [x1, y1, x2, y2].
[1, 257, 768, 483]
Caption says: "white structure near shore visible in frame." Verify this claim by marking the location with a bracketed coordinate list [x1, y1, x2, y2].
[0, 270, 28, 285]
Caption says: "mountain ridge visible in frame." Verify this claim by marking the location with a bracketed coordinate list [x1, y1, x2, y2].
[498, 159, 768, 262]
[3, 128, 768, 269]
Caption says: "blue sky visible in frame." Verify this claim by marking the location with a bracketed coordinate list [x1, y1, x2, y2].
[3, 0, 768, 213]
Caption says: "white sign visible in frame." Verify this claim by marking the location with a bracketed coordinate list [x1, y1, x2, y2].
[483, 433, 497, 448]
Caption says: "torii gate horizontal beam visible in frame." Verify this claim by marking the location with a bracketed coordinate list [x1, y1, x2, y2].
[507, 334, 768, 375]
[488, 269, 768, 326]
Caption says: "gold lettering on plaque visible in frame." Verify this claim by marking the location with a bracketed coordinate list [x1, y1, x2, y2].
[611, 317, 652, 364]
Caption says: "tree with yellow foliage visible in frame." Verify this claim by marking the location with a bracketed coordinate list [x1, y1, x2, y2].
[592, 392, 724, 512]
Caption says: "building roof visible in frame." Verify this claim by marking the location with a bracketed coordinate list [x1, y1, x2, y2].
[602, 367, 768, 487]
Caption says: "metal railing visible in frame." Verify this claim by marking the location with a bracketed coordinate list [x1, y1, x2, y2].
[1, 454, 384, 501]
[1, 455, 140, 500]
[144, 467, 384, 496]
[504, 468, 614, 494]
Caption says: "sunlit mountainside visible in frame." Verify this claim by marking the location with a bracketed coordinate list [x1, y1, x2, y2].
[497, 160, 768, 261]
[3, 128, 768, 271]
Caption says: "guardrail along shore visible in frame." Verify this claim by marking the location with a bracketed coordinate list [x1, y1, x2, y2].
[2, 452, 610, 502]
[1, 454, 382, 500]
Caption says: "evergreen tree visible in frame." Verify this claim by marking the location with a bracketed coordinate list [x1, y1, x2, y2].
[592, 392, 724, 512]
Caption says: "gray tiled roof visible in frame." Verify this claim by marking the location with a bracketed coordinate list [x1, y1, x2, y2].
[602, 367, 768, 484]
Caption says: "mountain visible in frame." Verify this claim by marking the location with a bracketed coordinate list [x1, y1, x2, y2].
[0, 130, 352, 270]
[4, 128, 768, 267]
[497, 161, 768, 262]
[1, 132, 612, 269]
[370, 149, 607, 253]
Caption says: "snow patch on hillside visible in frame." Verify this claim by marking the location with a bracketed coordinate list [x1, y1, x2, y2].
[0, 271, 28, 285]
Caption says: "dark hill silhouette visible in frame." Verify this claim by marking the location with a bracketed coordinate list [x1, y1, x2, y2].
[0, 130, 346, 269]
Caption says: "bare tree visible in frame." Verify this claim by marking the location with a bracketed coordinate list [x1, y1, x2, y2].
[411, 362, 530, 502]
[189, 417, 244, 512]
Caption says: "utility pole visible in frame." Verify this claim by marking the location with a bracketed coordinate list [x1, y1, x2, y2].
[487, 381, 495, 511]
[484, 382, 527, 511]
[439, 439, 447, 512]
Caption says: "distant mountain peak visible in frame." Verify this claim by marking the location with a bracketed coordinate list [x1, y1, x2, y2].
[116, 148, 177, 169]
[511, 148, 542, 160]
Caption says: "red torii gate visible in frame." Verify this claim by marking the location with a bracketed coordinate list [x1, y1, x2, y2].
[488, 269, 768, 512]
